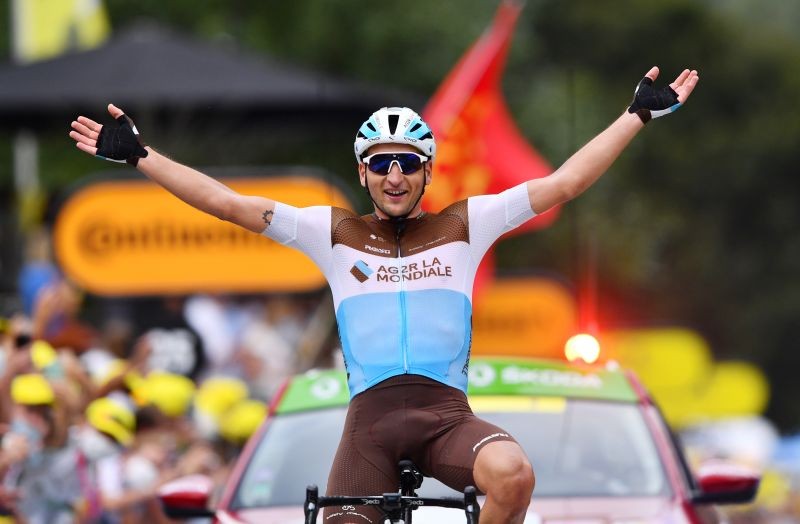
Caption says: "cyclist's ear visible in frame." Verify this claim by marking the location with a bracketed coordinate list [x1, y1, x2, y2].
[358, 163, 367, 187]
[424, 163, 432, 185]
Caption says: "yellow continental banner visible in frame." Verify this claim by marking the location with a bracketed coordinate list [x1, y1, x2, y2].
[471, 277, 576, 358]
[54, 176, 352, 295]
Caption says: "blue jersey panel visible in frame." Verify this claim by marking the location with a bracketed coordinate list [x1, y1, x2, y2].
[337, 289, 473, 397]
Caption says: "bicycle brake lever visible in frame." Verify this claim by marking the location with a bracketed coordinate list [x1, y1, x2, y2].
[464, 486, 481, 523]
[304, 485, 319, 523]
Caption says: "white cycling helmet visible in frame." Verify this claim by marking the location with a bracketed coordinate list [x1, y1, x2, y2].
[354, 107, 436, 162]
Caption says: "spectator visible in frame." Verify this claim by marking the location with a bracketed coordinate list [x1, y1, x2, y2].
[183, 294, 255, 379]
[134, 296, 206, 381]
[75, 396, 138, 523]
[4, 373, 73, 524]
[239, 307, 295, 400]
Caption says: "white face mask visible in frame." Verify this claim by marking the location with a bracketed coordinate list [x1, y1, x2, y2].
[125, 455, 159, 490]
[192, 409, 219, 441]
[77, 426, 120, 462]
[10, 417, 44, 447]
[8, 417, 45, 467]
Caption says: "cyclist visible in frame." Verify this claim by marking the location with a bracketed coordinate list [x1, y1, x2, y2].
[69, 66, 699, 524]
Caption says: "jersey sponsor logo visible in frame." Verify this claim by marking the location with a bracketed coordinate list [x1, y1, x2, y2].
[461, 345, 471, 376]
[407, 235, 447, 254]
[375, 257, 453, 282]
[364, 244, 391, 255]
[350, 260, 374, 283]
[472, 432, 510, 453]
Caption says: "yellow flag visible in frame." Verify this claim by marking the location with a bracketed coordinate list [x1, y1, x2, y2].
[12, 0, 111, 63]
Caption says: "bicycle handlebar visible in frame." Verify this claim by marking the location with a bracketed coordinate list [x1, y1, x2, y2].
[304, 485, 480, 523]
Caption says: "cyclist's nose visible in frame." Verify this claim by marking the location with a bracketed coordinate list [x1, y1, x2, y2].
[385, 163, 405, 183]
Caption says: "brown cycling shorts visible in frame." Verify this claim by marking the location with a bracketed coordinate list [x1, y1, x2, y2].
[323, 374, 517, 523]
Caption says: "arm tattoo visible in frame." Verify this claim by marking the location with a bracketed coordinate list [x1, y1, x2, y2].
[262, 209, 274, 226]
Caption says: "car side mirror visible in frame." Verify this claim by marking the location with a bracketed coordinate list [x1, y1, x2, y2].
[157, 474, 217, 519]
[691, 461, 760, 505]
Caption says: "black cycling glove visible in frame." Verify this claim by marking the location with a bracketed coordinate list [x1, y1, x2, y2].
[627, 76, 682, 124]
[95, 114, 148, 166]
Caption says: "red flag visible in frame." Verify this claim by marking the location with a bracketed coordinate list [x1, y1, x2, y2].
[422, 0, 559, 296]
[423, 0, 558, 226]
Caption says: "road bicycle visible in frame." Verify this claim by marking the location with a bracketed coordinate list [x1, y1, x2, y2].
[304, 460, 480, 523]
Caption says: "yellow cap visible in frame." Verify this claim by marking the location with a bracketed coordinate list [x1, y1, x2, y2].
[31, 340, 58, 369]
[11, 373, 55, 405]
[141, 371, 196, 417]
[194, 377, 248, 419]
[86, 397, 135, 446]
[219, 399, 268, 444]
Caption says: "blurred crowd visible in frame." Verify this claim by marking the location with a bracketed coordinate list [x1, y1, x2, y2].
[8, 233, 800, 524]
[0, 235, 337, 523]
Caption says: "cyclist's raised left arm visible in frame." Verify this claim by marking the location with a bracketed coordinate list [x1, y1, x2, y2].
[526, 66, 699, 214]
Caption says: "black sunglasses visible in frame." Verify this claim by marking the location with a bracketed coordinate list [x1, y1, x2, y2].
[362, 152, 428, 175]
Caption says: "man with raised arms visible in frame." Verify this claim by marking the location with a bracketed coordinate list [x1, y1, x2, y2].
[70, 66, 698, 524]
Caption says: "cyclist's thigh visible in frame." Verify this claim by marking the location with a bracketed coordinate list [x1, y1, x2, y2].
[427, 412, 517, 493]
[323, 401, 397, 523]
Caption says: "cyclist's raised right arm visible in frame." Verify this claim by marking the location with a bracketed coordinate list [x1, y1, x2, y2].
[69, 104, 275, 234]
[136, 147, 275, 233]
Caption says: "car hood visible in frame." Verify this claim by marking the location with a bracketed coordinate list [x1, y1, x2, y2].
[220, 496, 683, 523]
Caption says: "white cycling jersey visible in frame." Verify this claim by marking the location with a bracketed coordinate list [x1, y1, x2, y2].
[263, 182, 535, 397]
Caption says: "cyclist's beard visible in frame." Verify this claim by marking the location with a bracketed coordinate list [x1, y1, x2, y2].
[364, 178, 425, 221]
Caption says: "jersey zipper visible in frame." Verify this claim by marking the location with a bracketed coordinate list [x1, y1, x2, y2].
[395, 225, 409, 373]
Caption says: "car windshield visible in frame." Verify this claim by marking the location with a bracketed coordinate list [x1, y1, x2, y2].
[230, 398, 670, 509]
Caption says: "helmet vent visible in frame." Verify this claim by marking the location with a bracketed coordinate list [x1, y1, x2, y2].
[419, 131, 433, 140]
[388, 114, 400, 135]
[409, 123, 422, 133]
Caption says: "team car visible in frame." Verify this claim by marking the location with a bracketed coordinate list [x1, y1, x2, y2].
[159, 356, 759, 523]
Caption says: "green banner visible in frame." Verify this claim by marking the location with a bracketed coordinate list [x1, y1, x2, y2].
[467, 358, 638, 402]
[276, 357, 639, 415]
